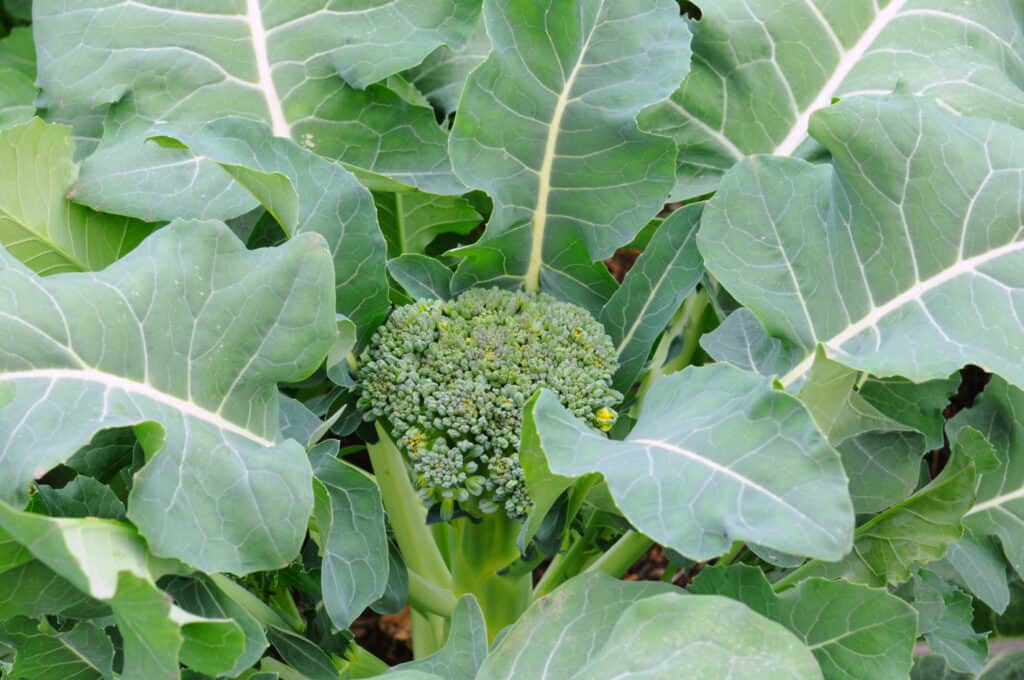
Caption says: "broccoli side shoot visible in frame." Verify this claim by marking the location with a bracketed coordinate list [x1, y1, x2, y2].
[357, 288, 622, 521]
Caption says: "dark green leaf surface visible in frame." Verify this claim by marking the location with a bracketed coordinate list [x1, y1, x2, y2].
[600, 204, 704, 391]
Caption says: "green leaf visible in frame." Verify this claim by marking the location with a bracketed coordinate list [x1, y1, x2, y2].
[374, 190, 481, 258]
[859, 375, 959, 452]
[162, 575, 270, 679]
[310, 445, 389, 630]
[64, 429, 137, 484]
[798, 354, 926, 513]
[0, 0, 30, 22]
[802, 426, 988, 586]
[641, 0, 1024, 198]
[0, 119, 156, 275]
[0, 28, 35, 128]
[33, 0, 469, 222]
[266, 625, 337, 680]
[523, 363, 854, 562]
[694, 565, 917, 679]
[393, 595, 487, 680]
[35, 476, 126, 521]
[952, 377, 1024, 581]
[599, 204, 704, 391]
[405, 18, 491, 115]
[306, 0, 481, 90]
[942, 529, 1011, 614]
[913, 569, 988, 674]
[0, 504, 246, 678]
[0, 561, 106, 621]
[448, 0, 692, 302]
[154, 117, 390, 343]
[481, 572, 820, 679]
[700, 95, 1024, 390]
[6, 620, 113, 680]
[0, 220, 336, 573]
[699, 308, 803, 378]
[278, 395, 324, 448]
[388, 254, 453, 301]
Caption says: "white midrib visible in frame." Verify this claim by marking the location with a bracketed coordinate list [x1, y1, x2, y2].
[633, 438, 823, 532]
[0, 368, 274, 446]
[524, 23, 599, 292]
[780, 238, 1024, 387]
[773, 0, 907, 156]
[966, 491, 1024, 517]
[245, 0, 290, 138]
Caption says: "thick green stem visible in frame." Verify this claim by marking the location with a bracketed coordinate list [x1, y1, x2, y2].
[408, 568, 457, 618]
[635, 288, 710, 411]
[209, 574, 291, 630]
[532, 514, 601, 600]
[771, 560, 817, 593]
[341, 644, 391, 678]
[451, 514, 532, 641]
[716, 541, 745, 567]
[585, 530, 653, 578]
[661, 288, 710, 375]
[367, 425, 452, 658]
[366, 425, 451, 591]
[411, 610, 446, 660]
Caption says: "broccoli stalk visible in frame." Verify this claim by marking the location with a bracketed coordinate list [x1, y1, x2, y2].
[357, 287, 623, 647]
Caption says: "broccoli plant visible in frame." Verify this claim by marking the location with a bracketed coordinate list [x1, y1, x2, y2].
[0, 0, 1023, 679]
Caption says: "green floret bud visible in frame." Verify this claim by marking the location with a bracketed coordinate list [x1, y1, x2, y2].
[357, 287, 622, 521]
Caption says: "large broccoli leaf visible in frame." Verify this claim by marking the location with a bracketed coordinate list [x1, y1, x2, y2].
[0, 502, 246, 678]
[700, 95, 1024, 390]
[641, 0, 1024, 198]
[0, 119, 156, 275]
[448, 0, 692, 312]
[522, 363, 854, 562]
[478, 572, 822, 679]
[0, 220, 336, 573]
[31, 0, 476, 221]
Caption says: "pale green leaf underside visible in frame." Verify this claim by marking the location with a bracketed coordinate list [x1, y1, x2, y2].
[0, 119, 155, 275]
[0, 505, 245, 678]
[700, 95, 1024, 390]
[0, 220, 336, 573]
[641, 0, 1024, 197]
[526, 364, 854, 562]
[449, 0, 692, 297]
[32, 0, 470, 221]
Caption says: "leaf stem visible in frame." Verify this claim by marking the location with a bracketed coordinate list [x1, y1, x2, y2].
[408, 568, 457, 618]
[584, 530, 652, 578]
[715, 541, 746, 567]
[635, 287, 709, 409]
[771, 560, 817, 592]
[532, 513, 601, 600]
[366, 425, 452, 590]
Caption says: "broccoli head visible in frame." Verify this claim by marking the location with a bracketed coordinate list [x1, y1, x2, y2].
[357, 287, 622, 521]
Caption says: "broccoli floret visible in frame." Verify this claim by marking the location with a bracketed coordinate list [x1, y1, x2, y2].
[357, 288, 622, 521]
